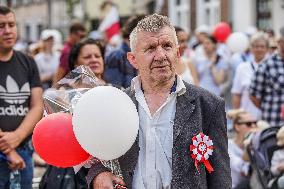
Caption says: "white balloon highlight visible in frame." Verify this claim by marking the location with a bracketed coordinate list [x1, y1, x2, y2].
[226, 32, 250, 53]
[72, 86, 139, 160]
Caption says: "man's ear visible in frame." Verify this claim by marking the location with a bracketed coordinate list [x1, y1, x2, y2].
[127, 52, 138, 69]
[176, 47, 181, 58]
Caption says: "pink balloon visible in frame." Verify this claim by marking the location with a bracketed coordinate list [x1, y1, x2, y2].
[213, 22, 231, 42]
[32, 113, 89, 168]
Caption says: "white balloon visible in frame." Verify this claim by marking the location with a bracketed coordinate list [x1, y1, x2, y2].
[72, 86, 139, 160]
[226, 32, 250, 53]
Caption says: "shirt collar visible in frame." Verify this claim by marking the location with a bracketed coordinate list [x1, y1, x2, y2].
[252, 61, 259, 70]
[130, 75, 186, 96]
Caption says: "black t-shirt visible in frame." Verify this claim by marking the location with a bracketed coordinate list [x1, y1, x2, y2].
[0, 51, 41, 137]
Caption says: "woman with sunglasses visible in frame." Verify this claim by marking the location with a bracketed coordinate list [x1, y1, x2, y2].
[227, 109, 258, 189]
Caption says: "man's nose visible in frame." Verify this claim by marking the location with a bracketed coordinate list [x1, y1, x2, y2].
[3, 25, 11, 33]
[154, 46, 166, 61]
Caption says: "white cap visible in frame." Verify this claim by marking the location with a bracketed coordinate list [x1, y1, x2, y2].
[195, 25, 210, 34]
[40, 30, 55, 41]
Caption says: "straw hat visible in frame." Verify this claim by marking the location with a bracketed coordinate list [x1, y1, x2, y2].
[276, 127, 284, 146]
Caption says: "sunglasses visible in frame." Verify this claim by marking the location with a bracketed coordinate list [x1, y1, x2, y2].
[237, 121, 257, 127]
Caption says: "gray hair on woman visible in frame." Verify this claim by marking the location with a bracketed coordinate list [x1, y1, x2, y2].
[250, 32, 269, 47]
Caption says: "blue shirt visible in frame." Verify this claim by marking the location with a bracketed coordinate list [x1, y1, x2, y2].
[249, 53, 284, 127]
[194, 55, 229, 96]
[104, 42, 137, 88]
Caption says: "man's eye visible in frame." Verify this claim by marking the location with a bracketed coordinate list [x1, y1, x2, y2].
[163, 43, 172, 49]
[146, 46, 155, 52]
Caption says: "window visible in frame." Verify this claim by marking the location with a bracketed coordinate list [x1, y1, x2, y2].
[37, 24, 43, 40]
[205, 8, 210, 25]
[198, 0, 220, 28]
[177, 0, 190, 30]
[168, 0, 190, 31]
[256, 0, 272, 29]
[25, 25, 31, 42]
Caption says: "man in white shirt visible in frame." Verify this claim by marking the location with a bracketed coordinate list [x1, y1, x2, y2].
[87, 14, 231, 189]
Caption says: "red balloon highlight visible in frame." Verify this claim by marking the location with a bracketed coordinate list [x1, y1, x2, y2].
[213, 22, 231, 42]
[32, 112, 90, 168]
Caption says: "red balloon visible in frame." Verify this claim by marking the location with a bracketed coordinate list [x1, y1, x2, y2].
[213, 22, 231, 42]
[32, 113, 90, 168]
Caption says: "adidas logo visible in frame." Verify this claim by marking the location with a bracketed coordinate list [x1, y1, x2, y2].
[0, 75, 30, 116]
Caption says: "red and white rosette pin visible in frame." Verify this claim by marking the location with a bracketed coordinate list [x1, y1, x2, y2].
[190, 133, 214, 173]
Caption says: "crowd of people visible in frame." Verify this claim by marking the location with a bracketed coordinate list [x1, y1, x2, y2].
[1, 3, 284, 189]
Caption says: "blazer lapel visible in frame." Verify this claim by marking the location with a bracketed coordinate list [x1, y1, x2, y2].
[173, 90, 196, 141]
[172, 84, 206, 188]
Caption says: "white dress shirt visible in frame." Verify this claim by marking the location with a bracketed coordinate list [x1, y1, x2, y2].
[34, 51, 60, 78]
[131, 76, 186, 189]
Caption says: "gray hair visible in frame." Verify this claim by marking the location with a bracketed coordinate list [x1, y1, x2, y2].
[250, 32, 269, 47]
[129, 13, 178, 52]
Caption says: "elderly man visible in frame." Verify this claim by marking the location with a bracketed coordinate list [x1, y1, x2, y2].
[250, 30, 284, 127]
[87, 14, 231, 189]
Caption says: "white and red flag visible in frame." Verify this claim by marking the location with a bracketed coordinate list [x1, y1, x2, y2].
[98, 5, 121, 42]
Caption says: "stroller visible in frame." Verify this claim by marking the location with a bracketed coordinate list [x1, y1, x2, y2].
[247, 126, 282, 189]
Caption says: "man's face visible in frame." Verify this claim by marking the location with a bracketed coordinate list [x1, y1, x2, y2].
[73, 30, 86, 43]
[251, 40, 268, 61]
[43, 37, 54, 50]
[128, 27, 180, 85]
[0, 13, 17, 50]
[177, 30, 189, 55]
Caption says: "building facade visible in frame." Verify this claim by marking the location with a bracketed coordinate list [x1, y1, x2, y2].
[3, 0, 283, 42]
[168, 0, 229, 33]
[168, 0, 283, 35]
[1, 0, 75, 42]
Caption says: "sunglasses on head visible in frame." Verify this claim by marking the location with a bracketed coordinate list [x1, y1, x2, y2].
[237, 121, 257, 127]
